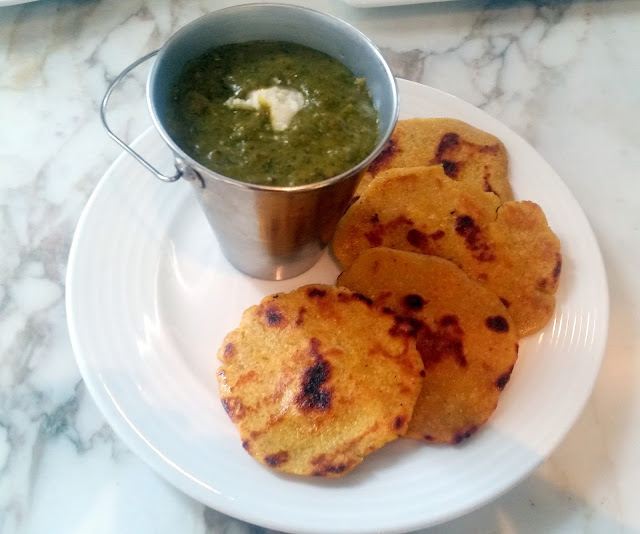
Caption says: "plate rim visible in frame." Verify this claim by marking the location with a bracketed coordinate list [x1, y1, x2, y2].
[66, 78, 609, 534]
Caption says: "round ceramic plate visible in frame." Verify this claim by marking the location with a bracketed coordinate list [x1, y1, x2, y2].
[67, 79, 608, 534]
[0, 0, 38, 6]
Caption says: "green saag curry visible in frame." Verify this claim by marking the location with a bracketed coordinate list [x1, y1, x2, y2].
[164, 41, 379, 187]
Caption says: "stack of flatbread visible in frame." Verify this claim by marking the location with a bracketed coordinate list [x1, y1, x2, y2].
[216, 118, 562, 477]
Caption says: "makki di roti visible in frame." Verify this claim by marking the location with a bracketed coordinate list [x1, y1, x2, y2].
[215, 116, 563, 478]
[217, 284, 424, 477]
[356, 118, 513, 201]
[338, 248, 519, 444]
[332, 165, 561, 337]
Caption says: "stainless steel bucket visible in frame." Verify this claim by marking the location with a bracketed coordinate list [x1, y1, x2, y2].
[101, 3, 398, 280]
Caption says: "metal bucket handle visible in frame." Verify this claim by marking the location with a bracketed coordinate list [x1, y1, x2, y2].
[100, 50, 182, 183]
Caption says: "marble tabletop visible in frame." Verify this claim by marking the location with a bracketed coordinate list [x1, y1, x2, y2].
[1, 0, 639, 533]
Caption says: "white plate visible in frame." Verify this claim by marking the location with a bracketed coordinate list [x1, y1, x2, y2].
[0, 0, 38, 6]
[67, 79, 608, 534]
[341, 0, 456, 7]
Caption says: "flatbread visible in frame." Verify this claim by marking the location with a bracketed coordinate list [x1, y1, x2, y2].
[338, 248, 519, 444]
[356, 118, 513, 201]
[217, 284, 424, 477]
[332, 165, 561, 337]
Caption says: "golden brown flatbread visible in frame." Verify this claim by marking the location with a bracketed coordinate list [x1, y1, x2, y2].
[217, 284, 424, 477]
[356, 118, 513, 201]
[332, 165, 561, 337]
[338, 248, 519, 444]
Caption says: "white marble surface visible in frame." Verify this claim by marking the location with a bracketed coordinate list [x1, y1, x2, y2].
[1, 0, 639, 533]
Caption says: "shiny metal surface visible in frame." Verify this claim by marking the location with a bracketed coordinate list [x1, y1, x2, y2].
[100, 51, 182, 183]
[108, 3, 398, 280]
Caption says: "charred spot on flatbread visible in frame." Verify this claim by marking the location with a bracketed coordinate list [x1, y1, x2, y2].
[357, 118, 513, 201]
[332, 165, 561, 337]
[337, 249, 519, 444]
[216, 284, 424, 477]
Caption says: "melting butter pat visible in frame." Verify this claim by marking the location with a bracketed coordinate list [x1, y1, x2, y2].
[225, 87, 305, 131]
